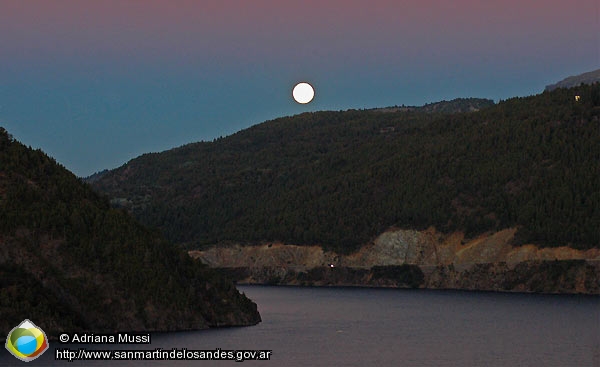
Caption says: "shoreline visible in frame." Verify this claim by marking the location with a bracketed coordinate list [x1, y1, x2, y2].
[213, 260, 600, 295]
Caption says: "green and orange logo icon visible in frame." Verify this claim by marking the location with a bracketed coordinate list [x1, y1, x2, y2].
[5, 320, 49, 362]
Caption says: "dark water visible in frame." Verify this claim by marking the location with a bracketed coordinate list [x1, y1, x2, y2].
[2, 286, 599, 366]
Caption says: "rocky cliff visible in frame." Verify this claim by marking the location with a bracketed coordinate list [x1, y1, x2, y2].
[190, 228, 600, 294]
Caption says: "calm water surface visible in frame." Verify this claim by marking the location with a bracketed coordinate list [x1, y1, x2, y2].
[1, 286, 598, 366]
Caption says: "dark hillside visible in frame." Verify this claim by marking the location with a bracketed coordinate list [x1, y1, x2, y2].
[0, 128, 260, 337]
[92, 85, 600, 253]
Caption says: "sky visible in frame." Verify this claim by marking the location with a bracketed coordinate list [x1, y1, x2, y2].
[1, 0, 598, 177]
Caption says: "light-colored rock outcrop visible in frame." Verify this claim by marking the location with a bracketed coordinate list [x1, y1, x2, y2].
[189, 228, 600, 294]
[190, 228, 600, 269]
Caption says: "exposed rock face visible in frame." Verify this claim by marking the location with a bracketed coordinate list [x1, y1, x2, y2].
[191, 228, 600, 268]
[190, 228, 600, 294]
[193, 243, 330, 271]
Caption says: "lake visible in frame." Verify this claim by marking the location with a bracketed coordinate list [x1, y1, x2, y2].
[2, 286, 599, 366]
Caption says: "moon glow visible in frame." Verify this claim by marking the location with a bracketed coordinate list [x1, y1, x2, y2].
[292, 82, 315, 104]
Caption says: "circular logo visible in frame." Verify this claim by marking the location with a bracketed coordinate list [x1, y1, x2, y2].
[5, 320, 49, 362]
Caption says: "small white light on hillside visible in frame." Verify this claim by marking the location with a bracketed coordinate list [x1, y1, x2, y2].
[575, 95, 581, 102]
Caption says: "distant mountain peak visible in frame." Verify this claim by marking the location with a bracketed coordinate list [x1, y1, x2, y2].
[545, 69, 600, 91]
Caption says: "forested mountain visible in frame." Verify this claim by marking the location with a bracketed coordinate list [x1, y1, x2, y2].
[0, 128, 260, 337]
[92, 85, 600, 254]
[369, 98, 494, 113]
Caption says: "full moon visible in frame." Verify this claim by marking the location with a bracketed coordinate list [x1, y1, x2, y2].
[292, 82, 315, 104]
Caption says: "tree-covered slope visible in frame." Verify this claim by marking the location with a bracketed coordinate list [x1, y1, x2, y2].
[0, 128, 260, 338]
[92, 85, 600, 253]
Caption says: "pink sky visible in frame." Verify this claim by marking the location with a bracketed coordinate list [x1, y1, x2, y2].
[0, 0, 598, 175]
